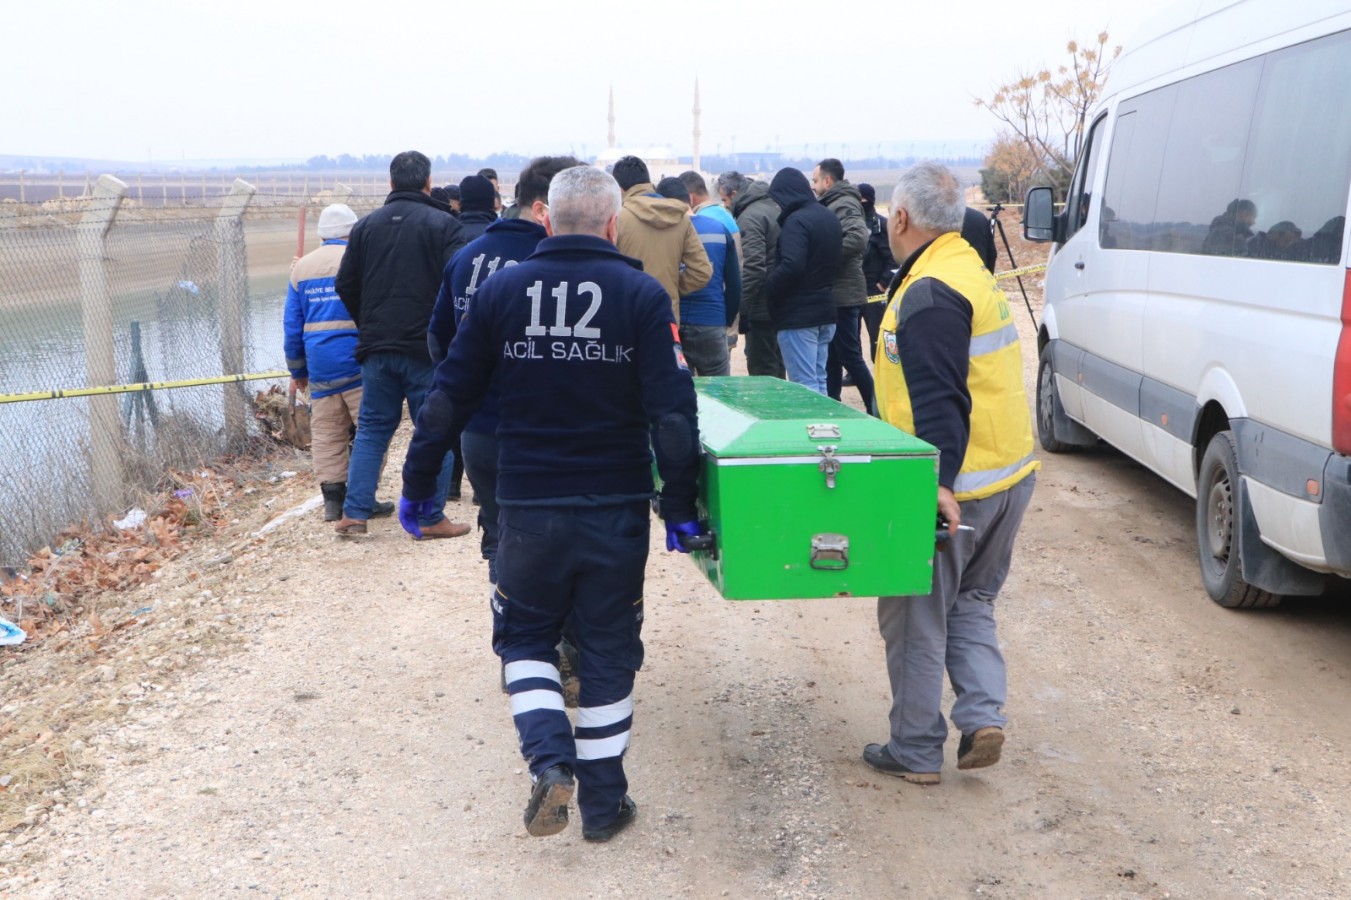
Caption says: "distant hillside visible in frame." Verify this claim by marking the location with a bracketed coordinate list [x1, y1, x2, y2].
[0, 154, 304, 174]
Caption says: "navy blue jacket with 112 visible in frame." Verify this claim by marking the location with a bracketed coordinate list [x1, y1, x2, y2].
[402, 234, 702, 523]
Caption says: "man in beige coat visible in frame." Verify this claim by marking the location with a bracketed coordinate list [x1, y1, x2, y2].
[610, 156, 712, 322]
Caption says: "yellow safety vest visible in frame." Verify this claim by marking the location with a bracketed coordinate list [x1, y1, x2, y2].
[875, 232, 1039, 501]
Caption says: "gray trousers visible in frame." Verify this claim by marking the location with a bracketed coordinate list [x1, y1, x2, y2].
[744, 319, 786, 378]
[679, 323, 732, 377]
[877, 473, 1035, 772]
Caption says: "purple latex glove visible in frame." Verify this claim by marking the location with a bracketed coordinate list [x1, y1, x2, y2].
[665, 520, 705, 553]
[399, 497, 438, 539]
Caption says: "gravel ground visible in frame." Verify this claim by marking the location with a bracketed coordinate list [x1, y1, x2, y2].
[4, 275, 1351, 898]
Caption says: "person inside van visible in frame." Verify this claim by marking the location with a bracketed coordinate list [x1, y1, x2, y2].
[1247, 219, 1303, 261]
[1310, 216, 1346, 264]
[1202, 199, 1257, 257]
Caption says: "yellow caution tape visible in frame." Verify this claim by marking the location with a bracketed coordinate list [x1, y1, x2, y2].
[994, 263, 1048, 281]
[866, 263, 1049, 304]
[0, 370, 288, 405]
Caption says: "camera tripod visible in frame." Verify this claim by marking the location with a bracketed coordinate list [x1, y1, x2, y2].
[987, 202, 1037, 330]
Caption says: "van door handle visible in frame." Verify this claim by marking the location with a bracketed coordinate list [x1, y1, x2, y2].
[1074, 261, 1085, 270]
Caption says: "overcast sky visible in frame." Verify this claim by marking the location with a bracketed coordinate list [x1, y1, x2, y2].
[4, 0, 1175, 164]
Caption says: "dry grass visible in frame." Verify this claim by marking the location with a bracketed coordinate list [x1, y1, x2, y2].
[0, 445, 310, 835]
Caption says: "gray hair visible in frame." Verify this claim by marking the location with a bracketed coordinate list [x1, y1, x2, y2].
[547, 165, 622, 235]
[890, 161, 965, 234]
[717, 171, 752, 197]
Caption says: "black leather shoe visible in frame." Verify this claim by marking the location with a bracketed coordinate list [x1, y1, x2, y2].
[369, 499, 396, 519]
[583, 795, 637, 842]
[957, 727, 1004, 770]
[523, 765, 574, 837]
[862, 743, 940, 785]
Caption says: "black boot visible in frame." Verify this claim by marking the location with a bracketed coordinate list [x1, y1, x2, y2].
[320, 482, 347, 522]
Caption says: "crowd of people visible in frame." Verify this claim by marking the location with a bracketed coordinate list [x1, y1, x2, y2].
[282, 150, 1037, 843]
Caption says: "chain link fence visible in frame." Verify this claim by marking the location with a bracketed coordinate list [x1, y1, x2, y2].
[0, 177, 389, 565]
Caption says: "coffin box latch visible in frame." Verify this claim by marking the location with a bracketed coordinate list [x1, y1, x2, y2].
[817, 445, 841, 489]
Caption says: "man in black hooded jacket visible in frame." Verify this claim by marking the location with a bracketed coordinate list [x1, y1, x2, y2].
[333, 150, 469, 538]
[457, 174, 499, 242]
[765, 167, 842, 394]
[860, 182, 896, 362]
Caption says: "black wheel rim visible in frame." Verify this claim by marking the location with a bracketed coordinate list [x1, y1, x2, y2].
[1204, 463, 1234, 566]
[1038, 361, 1056, 436]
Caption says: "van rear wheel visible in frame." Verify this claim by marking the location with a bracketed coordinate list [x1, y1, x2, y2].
[1195, 431, 1280, 608]
[1036, 346, 1078, 453]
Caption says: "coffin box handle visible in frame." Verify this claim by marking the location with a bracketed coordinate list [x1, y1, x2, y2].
[810, 533, 850, 570]
[678, 529, 718, 559]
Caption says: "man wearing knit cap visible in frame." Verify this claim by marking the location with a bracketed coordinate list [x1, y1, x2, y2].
[284, 204, 395, 521]
[458, 174, 498, 241]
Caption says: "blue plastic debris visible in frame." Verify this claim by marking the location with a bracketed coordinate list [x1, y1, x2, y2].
[0, 616, 25, 647]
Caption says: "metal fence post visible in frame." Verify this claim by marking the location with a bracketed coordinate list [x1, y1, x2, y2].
[214, 179, 256, 450]
[77, 174, 129, 513]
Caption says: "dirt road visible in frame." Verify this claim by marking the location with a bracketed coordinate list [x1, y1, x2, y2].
[5, 295, 1351, 898]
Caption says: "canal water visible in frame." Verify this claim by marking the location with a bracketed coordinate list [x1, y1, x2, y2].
[0, 217, 292, 563]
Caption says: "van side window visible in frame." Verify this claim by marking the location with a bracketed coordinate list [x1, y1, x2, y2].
[1064, 115, 1106, 242]
[1239, 28, 1351, 265]
[1098, 86, 1174, 251]
[1154, 59, 1262, 256]
[1100, 27, 1351, 263]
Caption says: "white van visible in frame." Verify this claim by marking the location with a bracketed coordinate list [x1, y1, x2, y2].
[1024, 0, 1351, 607]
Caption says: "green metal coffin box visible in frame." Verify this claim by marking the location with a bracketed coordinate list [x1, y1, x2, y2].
[685, 377, 939, 601]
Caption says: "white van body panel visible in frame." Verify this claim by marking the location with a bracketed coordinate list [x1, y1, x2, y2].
[1057, 241, 1148, 461]
[1145, 254, 1342, 448]
[1108, 0, 1351, 98]
[1038, 0, 1351, 588]
[1038, 304, 1092, 421]
[1142, 422, 1196, 496]
[1244, 477, 1327, 568]
[1194, 365, 1247, 423]
[1054, 370, 1086, 423]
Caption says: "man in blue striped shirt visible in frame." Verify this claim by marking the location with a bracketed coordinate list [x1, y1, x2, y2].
[656, 177, 741, 376]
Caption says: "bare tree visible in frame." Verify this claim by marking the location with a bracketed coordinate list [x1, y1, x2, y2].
[976, 31, 1120, 195]
[980, 133, 1043, 203]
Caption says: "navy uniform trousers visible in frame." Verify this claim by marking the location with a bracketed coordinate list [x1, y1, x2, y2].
[494, 500, 648, 830]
